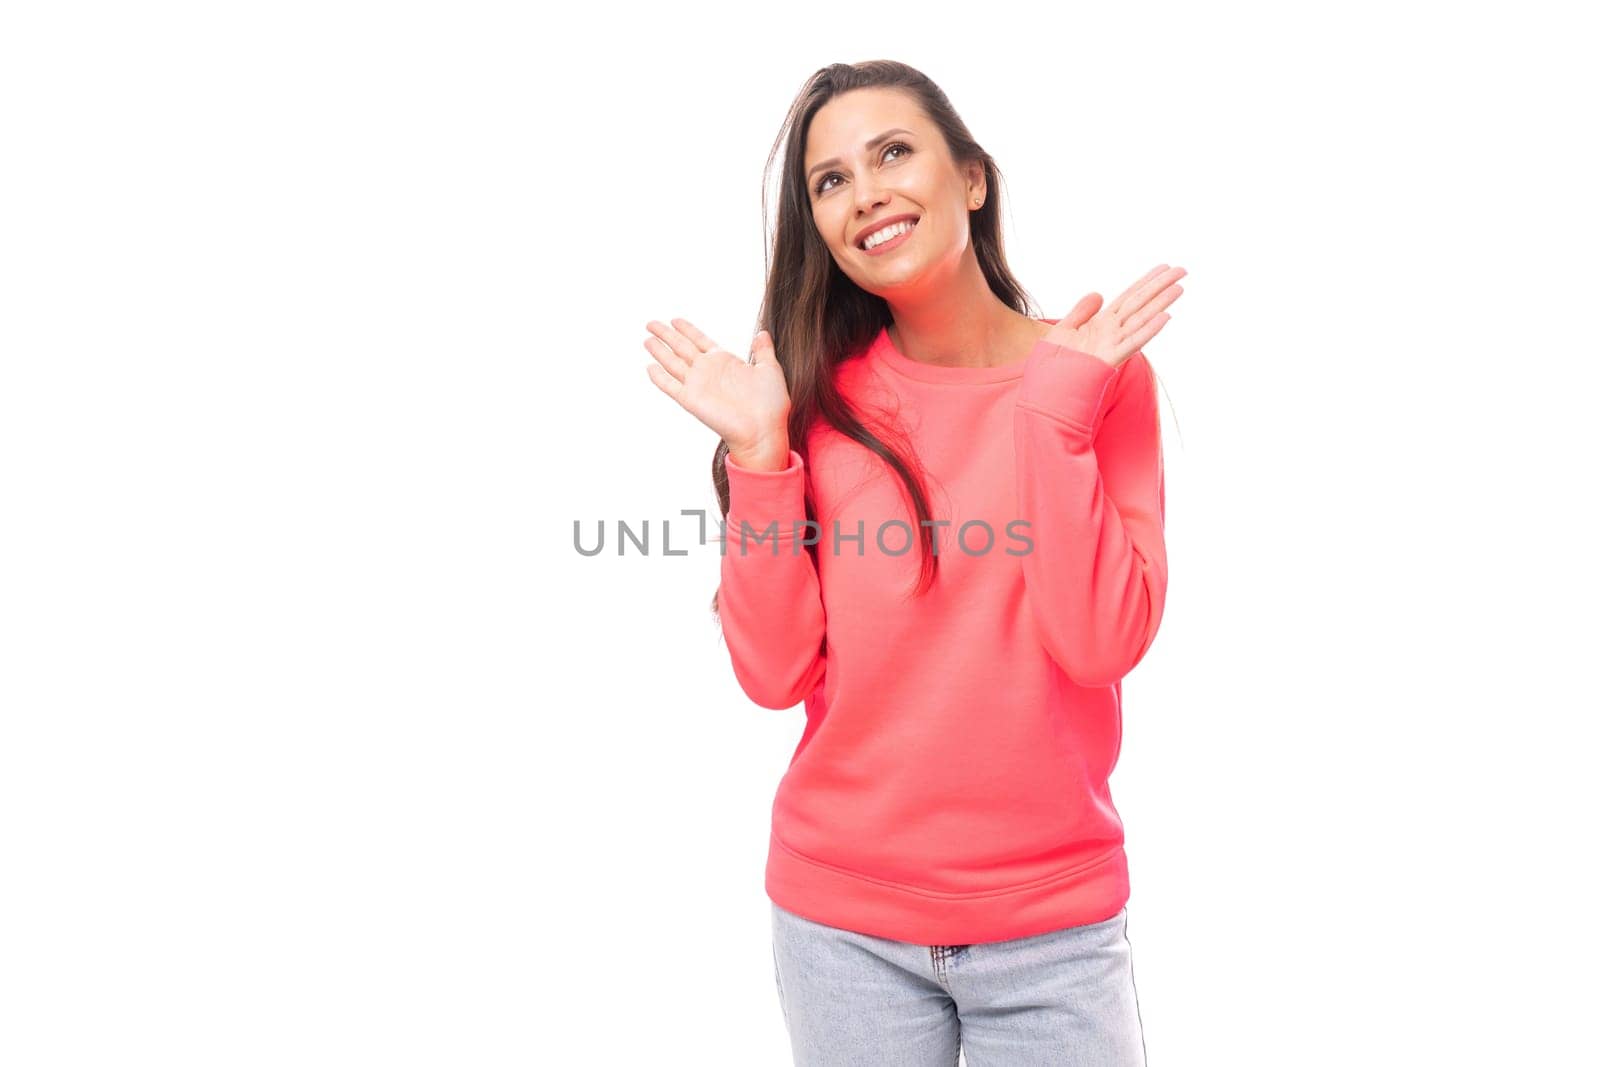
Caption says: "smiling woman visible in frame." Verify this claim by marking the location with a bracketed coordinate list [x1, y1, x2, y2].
[641, 58, 1175, 1067]
[798, 90, 1004, 346]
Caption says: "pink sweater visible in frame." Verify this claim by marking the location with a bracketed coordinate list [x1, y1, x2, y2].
[716, 318, 1168, 945]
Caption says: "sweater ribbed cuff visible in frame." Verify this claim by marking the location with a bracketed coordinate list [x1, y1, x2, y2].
[1017, 341, 1119, 435]
[725, 448, 810, 544]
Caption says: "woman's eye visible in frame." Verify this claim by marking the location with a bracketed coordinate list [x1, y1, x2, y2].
[815, 142, 912, 196]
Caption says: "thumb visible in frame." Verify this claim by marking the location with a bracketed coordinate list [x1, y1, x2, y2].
[749, 328, 777, 365]
[1064, 293, 1102, 329]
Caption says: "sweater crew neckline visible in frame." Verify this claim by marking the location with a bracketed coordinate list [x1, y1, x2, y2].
[869, 316, 1060, 384]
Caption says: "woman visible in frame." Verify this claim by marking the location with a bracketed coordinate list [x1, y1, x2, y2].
[644, 59, 1183, 1066]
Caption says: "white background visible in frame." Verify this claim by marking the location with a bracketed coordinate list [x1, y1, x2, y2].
[2, 1, 1595, 1064]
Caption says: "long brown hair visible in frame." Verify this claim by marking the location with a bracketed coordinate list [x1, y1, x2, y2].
[710, 60, 1040, 621]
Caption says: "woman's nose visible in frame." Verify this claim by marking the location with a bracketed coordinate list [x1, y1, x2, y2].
[853, 181, 889, 215]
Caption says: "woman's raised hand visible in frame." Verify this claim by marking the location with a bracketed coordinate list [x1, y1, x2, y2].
[1043, 263, 1186, 369]
[644, 318, 792, 465]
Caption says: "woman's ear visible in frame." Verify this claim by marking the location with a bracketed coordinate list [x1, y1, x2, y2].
[966, 162, 986, 209]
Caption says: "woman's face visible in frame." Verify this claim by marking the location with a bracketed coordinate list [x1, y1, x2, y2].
[803, 87, 983, 297]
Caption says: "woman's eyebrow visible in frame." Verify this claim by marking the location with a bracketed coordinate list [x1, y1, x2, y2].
[806, 128, 915, 182]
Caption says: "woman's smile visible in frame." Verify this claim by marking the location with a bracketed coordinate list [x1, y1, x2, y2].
[859, 217, 919, 256]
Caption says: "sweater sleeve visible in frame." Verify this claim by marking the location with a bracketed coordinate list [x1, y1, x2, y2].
[1012, 341, 1168, 688]
[715, 448, 828, 709]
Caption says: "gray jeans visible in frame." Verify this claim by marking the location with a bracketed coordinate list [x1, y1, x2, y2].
[771, 902, 1147, 1066]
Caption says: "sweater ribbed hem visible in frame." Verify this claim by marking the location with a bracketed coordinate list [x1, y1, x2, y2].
[764, 828, 1129, 946]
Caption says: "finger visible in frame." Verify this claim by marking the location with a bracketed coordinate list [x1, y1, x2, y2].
[643, 334, 692, 382]
[1064, 293, 1102, 329]
[670, 317, 719, 355]
[1119, 312, 1168, 362]
[1120, 283, 1182, 338]
[645, 361, 687, 403]
[646, 319, 705, 369]
[750, 328, 775, 365]
[1117, 266, 1186, 323]
[1107, 264, 1167, 319]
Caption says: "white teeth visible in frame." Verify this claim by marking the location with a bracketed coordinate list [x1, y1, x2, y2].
[862, 219, 915, 249]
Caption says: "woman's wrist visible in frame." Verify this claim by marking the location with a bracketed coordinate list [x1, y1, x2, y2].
[727, 436, 791, 472]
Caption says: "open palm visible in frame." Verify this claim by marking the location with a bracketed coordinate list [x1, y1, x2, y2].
[644, 318, 792, 458]
[1044, 263, 1186, 368]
